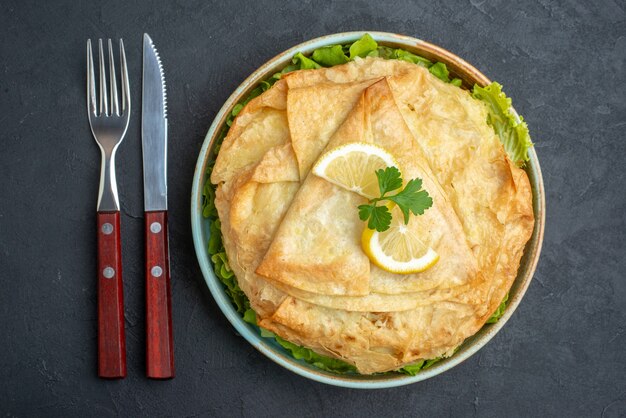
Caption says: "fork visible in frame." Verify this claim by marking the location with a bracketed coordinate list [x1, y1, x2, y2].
[87, 38, 130, 379]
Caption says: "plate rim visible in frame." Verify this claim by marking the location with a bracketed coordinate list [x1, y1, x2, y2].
[190, 31, 545, 389]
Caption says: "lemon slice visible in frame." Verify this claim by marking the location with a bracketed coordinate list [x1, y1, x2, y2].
[312, 142, 397, 198]
[362, 205, 439, 274]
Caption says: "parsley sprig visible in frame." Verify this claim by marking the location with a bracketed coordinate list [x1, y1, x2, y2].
[358, 167, 433, 232]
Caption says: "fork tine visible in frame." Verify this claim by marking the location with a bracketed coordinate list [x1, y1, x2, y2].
[108, 39, 119, 116]
[119, 39, 130, 115]
[98, 39, 108, 116]
[87, 39, 97, 115]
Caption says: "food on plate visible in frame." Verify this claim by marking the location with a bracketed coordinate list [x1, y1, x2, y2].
[204, 35, 534, 375]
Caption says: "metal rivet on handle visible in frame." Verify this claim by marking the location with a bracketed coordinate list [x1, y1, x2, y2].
[103, 267, 115, 279]
[151, 266, 163, 278]
[101, 223, 113, 235]
[150, 222, 162, 233]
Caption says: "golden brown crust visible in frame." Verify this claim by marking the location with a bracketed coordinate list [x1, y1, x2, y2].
[256, 79, 478, 303]
[255, 176, 371, 296]
[211, 57, 535, 374]
[211, 79, 290, 187]
[287, 79, 379, 179]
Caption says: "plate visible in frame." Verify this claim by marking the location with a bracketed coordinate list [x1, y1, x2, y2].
[191, 31, 545, 388]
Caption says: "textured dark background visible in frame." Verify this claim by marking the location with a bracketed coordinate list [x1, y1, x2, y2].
[1, 0, 625, 416]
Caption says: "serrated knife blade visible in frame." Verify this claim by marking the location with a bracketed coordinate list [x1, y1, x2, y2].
[142, 33, 168, 211]
[142, 33, 175, 379]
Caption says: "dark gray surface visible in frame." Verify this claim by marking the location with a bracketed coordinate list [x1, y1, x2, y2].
[1, 0, 625, 416]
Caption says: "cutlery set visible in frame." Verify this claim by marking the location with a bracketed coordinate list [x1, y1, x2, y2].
[87, 34, 174, 379]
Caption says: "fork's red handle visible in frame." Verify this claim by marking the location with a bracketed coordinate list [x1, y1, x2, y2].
[145, 211, 175, 379]
[97, 211, 126, 379]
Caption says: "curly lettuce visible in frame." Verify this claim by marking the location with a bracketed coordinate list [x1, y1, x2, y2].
[312, 45, 349, 66]
[275, 336, 358, 373]
[472, 82, 533, 165]
[202, 33, 524, 376]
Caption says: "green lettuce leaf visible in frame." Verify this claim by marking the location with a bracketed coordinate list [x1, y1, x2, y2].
[392, 48, 433, 67]
[292, 52, 322, 70]
[203, 199, 249, 314]
[428, 62, 462, 86]
[312, 45, 349, 66]
[428, 62, 450, 82]
[231, 103, 244, 117]
[275, 336, 357, 373]
[398, 360, 426, 376]
[243, 308, 257, 325]
[472, 82, 532, 165]
[349, 33, 378, 58]
[201, 172, 217, 218]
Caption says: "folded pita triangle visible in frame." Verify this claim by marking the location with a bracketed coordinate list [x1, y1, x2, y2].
[256, 78, 477, 301]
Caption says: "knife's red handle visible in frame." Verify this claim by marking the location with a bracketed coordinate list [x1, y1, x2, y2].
[97, 211, 127, 379]
[145, 211, 175, 379]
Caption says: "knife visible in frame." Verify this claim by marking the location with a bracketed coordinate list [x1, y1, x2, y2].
[142, 33, 175, 379]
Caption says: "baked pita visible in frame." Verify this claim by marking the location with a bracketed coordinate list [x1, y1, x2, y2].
[211, 57, 534, 374]
[256, 79, 478, 303]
